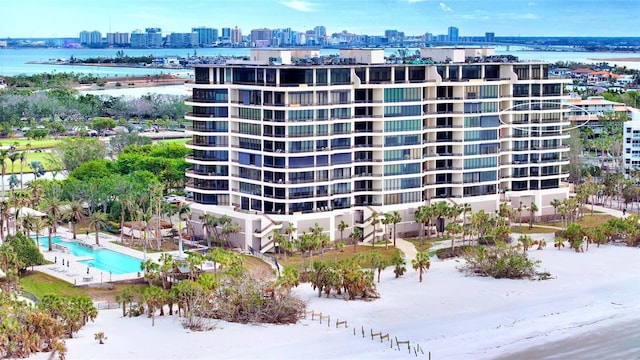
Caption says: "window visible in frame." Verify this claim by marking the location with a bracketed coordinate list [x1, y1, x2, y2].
[384, 135, 420, 147]
[384, 105, 421, 117]
[384, 163, 420, 175]
[384, 88, 421, 103]
[330, 68, 351, 84]
[464, 157, 497, 169]
[289, 156, 314, 169]
[288, 109, 314, 122]
[384, 119, 421, 132]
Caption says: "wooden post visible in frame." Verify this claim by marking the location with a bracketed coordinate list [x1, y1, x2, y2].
[336, 319, 348, 328]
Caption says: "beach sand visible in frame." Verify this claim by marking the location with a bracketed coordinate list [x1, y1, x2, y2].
[31, 244, 640, 360]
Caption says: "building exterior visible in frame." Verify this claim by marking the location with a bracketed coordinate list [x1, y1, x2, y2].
[185, 48, 570, 252]
[448, 27, 459, 42]
[130, 28, 163, 48]
[231, 26, 242, 44]
[79, 30, 102, 46]
[106, 32, 130, 46]
[168, 32, 198, 48]
[250, 28, 272, 45]
[624, 111, 640, 172]
[192, 27, 219, 46]
[566, 96, 636, 137]
[485, 32, 495, 43]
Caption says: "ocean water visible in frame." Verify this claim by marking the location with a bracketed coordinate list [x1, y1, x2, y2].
[492, 319, 640, 360]
[0, 46, 638, 77]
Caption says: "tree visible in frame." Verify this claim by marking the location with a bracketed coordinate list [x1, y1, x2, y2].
[337, 220, 348, 246]
[528, 202, 539, 229]
[44, 215, 57, 251]
[349, 227, 362, 252]
[518, 234, 534, 253]
[390, 211, 401, 248]
[0, 149, 10, 199]
[53, 138, 106, 174]
[6, 232, 44, 271]
[87, 211, 108, 245]
[391, 256, 406, 278]
[550, 198, 562, 222]
[446, 222, 463, 250]
[369, 211, 380, 247]
[412, 251, 431, 283]
[65, 200, 86, 240]
[516, 201, 524, 230]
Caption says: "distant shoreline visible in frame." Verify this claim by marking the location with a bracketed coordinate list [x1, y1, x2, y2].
[588, 57, 640, 62]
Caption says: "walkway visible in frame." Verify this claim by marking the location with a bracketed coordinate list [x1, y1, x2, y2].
[394, 238, 418, 262]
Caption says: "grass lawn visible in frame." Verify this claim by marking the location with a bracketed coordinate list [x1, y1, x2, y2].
[405, 236, 446, 252]
[20, 271, 147, 301]
[242, 255, 275, 279]
[278, 245, 401, 271]
[511, 226, 558, 234]
[0, 138, 63, 151]
[575, 214, 614, 228]
[156, 138, 188, 146]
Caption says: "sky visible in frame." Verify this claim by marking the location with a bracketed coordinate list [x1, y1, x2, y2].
[1, 0, 639, 38]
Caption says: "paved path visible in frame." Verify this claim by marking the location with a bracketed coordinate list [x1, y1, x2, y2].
[394, 238, 418, 262]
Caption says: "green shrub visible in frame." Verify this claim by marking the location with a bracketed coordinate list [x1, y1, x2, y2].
[458, 242, 543, 279]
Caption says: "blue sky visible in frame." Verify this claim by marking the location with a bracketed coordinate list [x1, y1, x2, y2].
[2, 0, 639, 38]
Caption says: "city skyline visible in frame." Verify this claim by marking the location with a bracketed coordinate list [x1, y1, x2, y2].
[2, 0, 639, 39]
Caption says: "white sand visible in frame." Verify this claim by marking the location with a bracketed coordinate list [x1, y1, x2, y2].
[32, 245, 640, 360]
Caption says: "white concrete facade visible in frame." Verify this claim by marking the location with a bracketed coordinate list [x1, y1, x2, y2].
[185, 49, 570, 253]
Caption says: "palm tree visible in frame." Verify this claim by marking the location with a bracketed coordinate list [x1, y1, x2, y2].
[21, 213, 36, 241]
[528, 202, 539, 229]
[369, 211, 380, 247]
[382, 213, 392, 249]
[87, 211, 108, 245]
[349, 227, 363, 252]
[199, 213, 218, 247]
[0, 200, 9, 242]
[7, 152, 19, 179]
[18, 151, 27, 190]
[284, 222, 296, 251]
[40, 197, 64, 235]
[516, 201, 524, 231]
[66, 200, 86, 240]
[31, 217, 45, 250]
[414, 206, 427, 246]
[550, 198, 562, 222]
[446, 222, 463, 250]
[45, 215, 57, 251]
[412, 251, 431, 283]
[0, 149, 11, 200]
[221, 221, 241, 247]
[390, 210, 401, 248]
[338, 219, 348, 246]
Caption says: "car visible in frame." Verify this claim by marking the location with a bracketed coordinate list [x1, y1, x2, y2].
[162, 195, 181, 204]
[34, 149, 43, 153]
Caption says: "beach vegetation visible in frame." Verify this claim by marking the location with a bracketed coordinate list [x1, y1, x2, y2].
[458, 242, 542, 279]
[412, 251, 431, 282]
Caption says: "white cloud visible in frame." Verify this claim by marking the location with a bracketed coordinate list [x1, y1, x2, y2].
[439, 2, 452, 12]
[281, 1, 317, 12]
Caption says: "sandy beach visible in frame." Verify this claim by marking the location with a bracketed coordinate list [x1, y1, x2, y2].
[31, 243, 640, 360]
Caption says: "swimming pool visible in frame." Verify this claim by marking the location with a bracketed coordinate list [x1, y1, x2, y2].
[35, 236, 142, 275]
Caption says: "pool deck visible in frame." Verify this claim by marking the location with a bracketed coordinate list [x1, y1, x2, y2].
[33, 227, 174, 285]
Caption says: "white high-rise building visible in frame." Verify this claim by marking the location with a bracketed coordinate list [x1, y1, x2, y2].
[185, 48, 571, 252]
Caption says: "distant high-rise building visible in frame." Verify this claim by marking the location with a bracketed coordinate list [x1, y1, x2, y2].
[424, 32, 434, 42]
[106, 32, 130, 46]
[436, 34, 447, 42]
[79, 30, 102, 46]
[168, 32, 198, 47]
[385, 29, 399, 42]
[250, 28, 272, 45]
[231, 26, 242, 44]
[448, 27, 459, 42]
[192, 27, 219, 46]
[314, 26, 326, 45]
[221, 27, 231, 42]
[130, 28, 163, 48]
[485, 32, 495, 43]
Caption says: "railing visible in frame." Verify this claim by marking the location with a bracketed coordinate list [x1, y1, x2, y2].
[249, 246, 280, 273]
